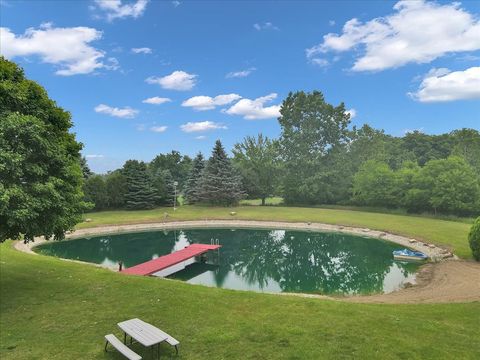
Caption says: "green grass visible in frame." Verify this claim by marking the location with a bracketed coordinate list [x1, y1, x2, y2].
[1, 242, 479, 360]
[79, 205, 474, 258]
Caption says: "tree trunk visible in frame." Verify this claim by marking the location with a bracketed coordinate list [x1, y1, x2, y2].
[261, 197, 266, 206]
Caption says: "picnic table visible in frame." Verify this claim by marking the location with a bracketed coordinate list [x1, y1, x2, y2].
[118, 318, 168, 359]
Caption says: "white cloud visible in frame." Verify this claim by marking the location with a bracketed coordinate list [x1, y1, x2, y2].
[131, 47, 152, 54]
[195, 135, 207, 140]
[182, 94, 241, 111]
[307, 0, 480, 72]
[346, 108, 357, 119]
[253, 22, 279, 31]
[85, 154, 105, 158]
[310, 58, 329, 67]
[225, 93, 281, 120]
[329, 20, 336, 26]
[94, 104, 139, 118]
[226, 67, 256, 78]
[171, 1, 181, 7]
[93, 0, 149, 21]
[409, 66, 480, 102]
[146, 70, 197, 91]
[142, 96, 172, 105]
[180, 121, 227, 133]
[150, 125, 168, 133]
[0, 25, 109, 76]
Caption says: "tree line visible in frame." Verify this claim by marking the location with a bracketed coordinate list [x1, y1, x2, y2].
[84, 91, 480, 217]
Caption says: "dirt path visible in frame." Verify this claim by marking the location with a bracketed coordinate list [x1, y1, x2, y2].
[344, 260, 480, 304]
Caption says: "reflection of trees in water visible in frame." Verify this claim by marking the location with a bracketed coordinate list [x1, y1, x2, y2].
[38, 228, 418, 294]
[37, 231, 177, 268]
[181, 229, 417, 294]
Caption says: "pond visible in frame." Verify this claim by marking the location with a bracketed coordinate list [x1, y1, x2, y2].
[35, 228, 419, 295]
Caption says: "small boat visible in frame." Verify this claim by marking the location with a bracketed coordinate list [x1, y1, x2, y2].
[393, 249, 428, 262]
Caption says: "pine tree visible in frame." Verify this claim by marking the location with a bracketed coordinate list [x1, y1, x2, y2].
[122, 160, 157, 210]
[197, 140, 245, 206]
[152, 169, 176, 206]
[184, 152, 205, 204]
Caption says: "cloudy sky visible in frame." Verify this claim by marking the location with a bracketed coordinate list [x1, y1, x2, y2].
[1, 0, 479, 172]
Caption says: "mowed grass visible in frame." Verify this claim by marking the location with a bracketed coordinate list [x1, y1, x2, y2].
[1, 242, 479, 360]
[77, 205, 474, 258]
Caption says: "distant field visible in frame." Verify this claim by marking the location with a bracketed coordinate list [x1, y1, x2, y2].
[78, 205, 474, 258]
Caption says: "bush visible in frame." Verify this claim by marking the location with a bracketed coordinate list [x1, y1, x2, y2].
[469, 217, 480, 261]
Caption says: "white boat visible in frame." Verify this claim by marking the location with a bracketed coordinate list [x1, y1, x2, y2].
[393, 249, 428, 262]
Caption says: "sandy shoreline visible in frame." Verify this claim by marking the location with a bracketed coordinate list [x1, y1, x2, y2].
[15, 220, 480, 304]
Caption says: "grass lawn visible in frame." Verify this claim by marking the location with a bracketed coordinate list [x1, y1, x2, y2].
[1, 241, 479, 360]
[77, 205, 475, 258]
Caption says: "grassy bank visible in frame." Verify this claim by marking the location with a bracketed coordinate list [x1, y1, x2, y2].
[1, 242, 479, 360]
[77, 205, 474, 258]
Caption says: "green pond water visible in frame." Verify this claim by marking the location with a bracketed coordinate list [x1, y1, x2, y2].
[35, 228, 419, 295]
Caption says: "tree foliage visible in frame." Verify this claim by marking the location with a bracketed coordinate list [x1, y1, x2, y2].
[122, 160, 157, 210]
[196, 140, 245, 206]
[468, 217, 480, 261]
[0, 57, 88, 242]
[279, 91, 351, 204]
[149, 151, 192, 190]
[233, 134, 279, 205]
[83, 175, 108, 210]
[183, 153, 205, 205]
[151, 169, 176, 206]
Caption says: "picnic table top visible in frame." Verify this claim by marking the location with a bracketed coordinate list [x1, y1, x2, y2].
[118, 318, 168, 347]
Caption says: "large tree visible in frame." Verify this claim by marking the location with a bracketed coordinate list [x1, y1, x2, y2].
[149, 150, 192, 190]
[105, 170, 127, 209]
[233, 134, 279, 206]
[278, 91, 351, 204]
[183, 152, 205, 204]
[0, 57, 88, 243]
[83, 175, 108, 210]
[196, 140, 245, 206]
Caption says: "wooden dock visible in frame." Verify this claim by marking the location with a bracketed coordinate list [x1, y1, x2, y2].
[121, 243, 221, 276]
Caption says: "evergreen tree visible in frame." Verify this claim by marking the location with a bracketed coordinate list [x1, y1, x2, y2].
[122, 160, 157, 210]
[152, 169, 176, 206]
[79, 156, 93, 179]
[184, 152, 205, 204]
[197, 140, 245, 206]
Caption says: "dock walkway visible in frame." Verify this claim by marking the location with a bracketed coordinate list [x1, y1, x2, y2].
[122, 243, 221, 276]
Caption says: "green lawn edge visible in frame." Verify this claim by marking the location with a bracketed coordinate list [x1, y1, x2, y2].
[1, 241, 479, 360]
[77, 205, 474, 259]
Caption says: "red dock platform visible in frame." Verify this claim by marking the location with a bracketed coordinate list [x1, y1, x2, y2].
[121, 243, 221, 276]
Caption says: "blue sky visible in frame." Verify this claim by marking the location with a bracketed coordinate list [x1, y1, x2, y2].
[1, 0, 479, 173]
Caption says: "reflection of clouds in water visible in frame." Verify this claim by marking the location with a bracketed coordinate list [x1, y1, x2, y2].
[100, 257, 117, 268]
[173, 231, 190, 251]
[269, 230, 285, 243]
[382, 262, 416, 293]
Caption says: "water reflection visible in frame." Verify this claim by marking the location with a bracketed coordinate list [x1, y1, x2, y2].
[36, 228, 418, 295]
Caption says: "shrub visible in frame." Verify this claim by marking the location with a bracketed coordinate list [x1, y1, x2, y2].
[469, 217, 480, 261]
